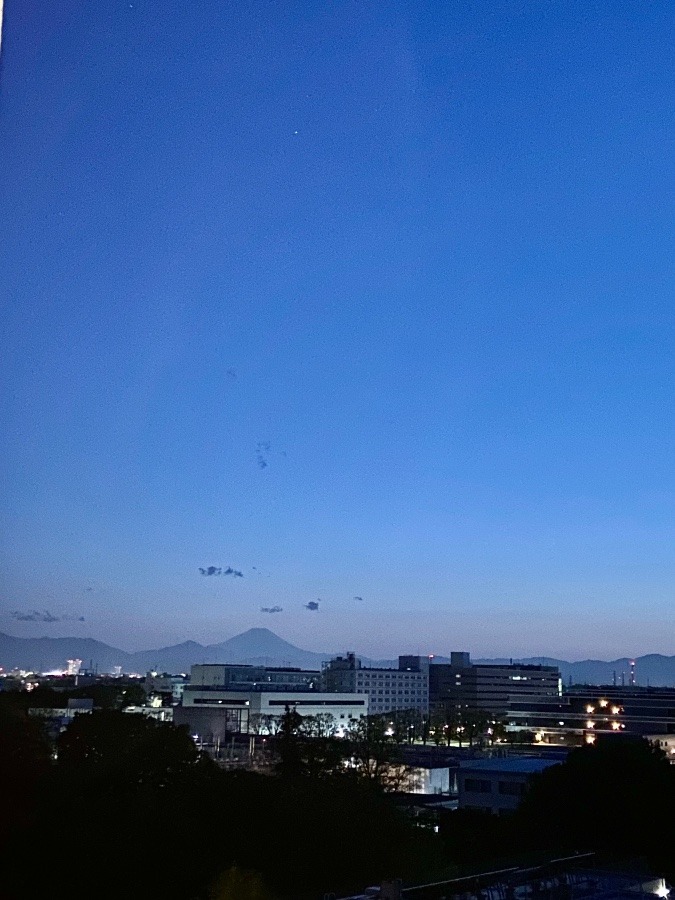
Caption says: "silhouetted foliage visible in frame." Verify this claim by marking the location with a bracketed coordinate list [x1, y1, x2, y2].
[515, 737, 675, 877]
[5, 701, 672, 900]
[0, 701, 51, 840]
[1, 706, 443, 900]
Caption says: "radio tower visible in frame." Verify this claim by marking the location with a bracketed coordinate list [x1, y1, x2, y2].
[629, 659, 636, 686]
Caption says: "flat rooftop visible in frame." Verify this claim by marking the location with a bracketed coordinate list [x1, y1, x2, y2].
[459, 756, 563, 775]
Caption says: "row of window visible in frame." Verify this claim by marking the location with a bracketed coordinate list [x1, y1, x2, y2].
[463, 778, 526, 796]
[356, 688, 426, 700]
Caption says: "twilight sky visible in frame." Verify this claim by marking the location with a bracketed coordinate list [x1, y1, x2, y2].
[1, 1, 674, 660]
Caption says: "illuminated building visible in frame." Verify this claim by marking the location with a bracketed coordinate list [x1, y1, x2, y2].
[321, 653, 429, 716]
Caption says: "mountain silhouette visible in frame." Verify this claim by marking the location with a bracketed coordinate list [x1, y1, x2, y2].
[1, 629, 674, 685]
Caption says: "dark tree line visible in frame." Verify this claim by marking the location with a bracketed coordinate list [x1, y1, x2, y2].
[0, 703, 445, 900]
[440, 737, 675, 880]
[2, 696, 674, 900]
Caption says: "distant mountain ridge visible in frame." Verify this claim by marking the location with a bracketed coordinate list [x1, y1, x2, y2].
[1, 628, 674, 686]
[0, 628, 333, 675]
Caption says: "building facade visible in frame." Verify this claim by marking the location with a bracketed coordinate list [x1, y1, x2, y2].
[175, 689, 368, 743]
[430, 652, 561, 717]
[321, 653, 429, 716]
[457, 757, 561, 814]
[506, 685, 675, 746]
[189, 663, 320, 692]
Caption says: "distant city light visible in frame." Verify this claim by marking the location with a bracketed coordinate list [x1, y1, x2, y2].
[654, 880, 670, 898]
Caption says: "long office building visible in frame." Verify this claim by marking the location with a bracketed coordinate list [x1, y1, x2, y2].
[430, 652, 561, 717]
[321, 653, 429, 716]
[175, 663, 362, 743]
[175, 689, 368, 743]
[506, 685, 675, 746]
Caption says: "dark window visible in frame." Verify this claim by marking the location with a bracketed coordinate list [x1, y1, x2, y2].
[268, 699, 366, 707]
[498, 781, 525, 796]
[464, 778, 491, 793]
[193, 698, 248, 705]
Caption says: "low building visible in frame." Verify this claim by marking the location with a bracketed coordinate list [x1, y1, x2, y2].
[321, 653, 429, 716]
[457, 756, 561, 814]
[28, 697, 94, 737]
[175, 689, 369, 744]
[123, 705, 174, 723]
[507, 685, 675, 746]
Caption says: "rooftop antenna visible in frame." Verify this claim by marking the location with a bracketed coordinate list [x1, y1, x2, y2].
[612, 670, 617, 686]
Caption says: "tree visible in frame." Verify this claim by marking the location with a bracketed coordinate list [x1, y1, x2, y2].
[388, 708, 425, 744]
[208, 866, 274, 900]
[298, 712, 338, 738]
[429, 712, 446, 746]
[460, 709, 490, 747]
[0, 702, 51, 839]
[273, 707, 348, 779]
[57, 709, 205, 789]
[486, 717, 508, 745]
[346, 715, 409, 790]
[273, 705, 306, 778]
[516, 738, 675, 876]
[440, 705, 463, 745]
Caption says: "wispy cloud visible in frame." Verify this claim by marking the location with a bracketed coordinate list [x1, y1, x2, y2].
[260, 606, 283, 614]
[255, 441, 286, 469]
[11, 610, 85, 623]
[255, 441, 271, 469]
[304, 600, 320, 611]
[199, 566, 244, 578]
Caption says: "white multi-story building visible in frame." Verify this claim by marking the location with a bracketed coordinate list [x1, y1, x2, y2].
[321, 653, 429, 717]
[66, 659, 82, 676]
[175, 689, 368, 743]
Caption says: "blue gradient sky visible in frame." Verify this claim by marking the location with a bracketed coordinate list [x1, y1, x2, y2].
[1, 1, 674, 659]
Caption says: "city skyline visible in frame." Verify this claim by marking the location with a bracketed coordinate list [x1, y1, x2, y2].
[2, 1, 674, 660]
